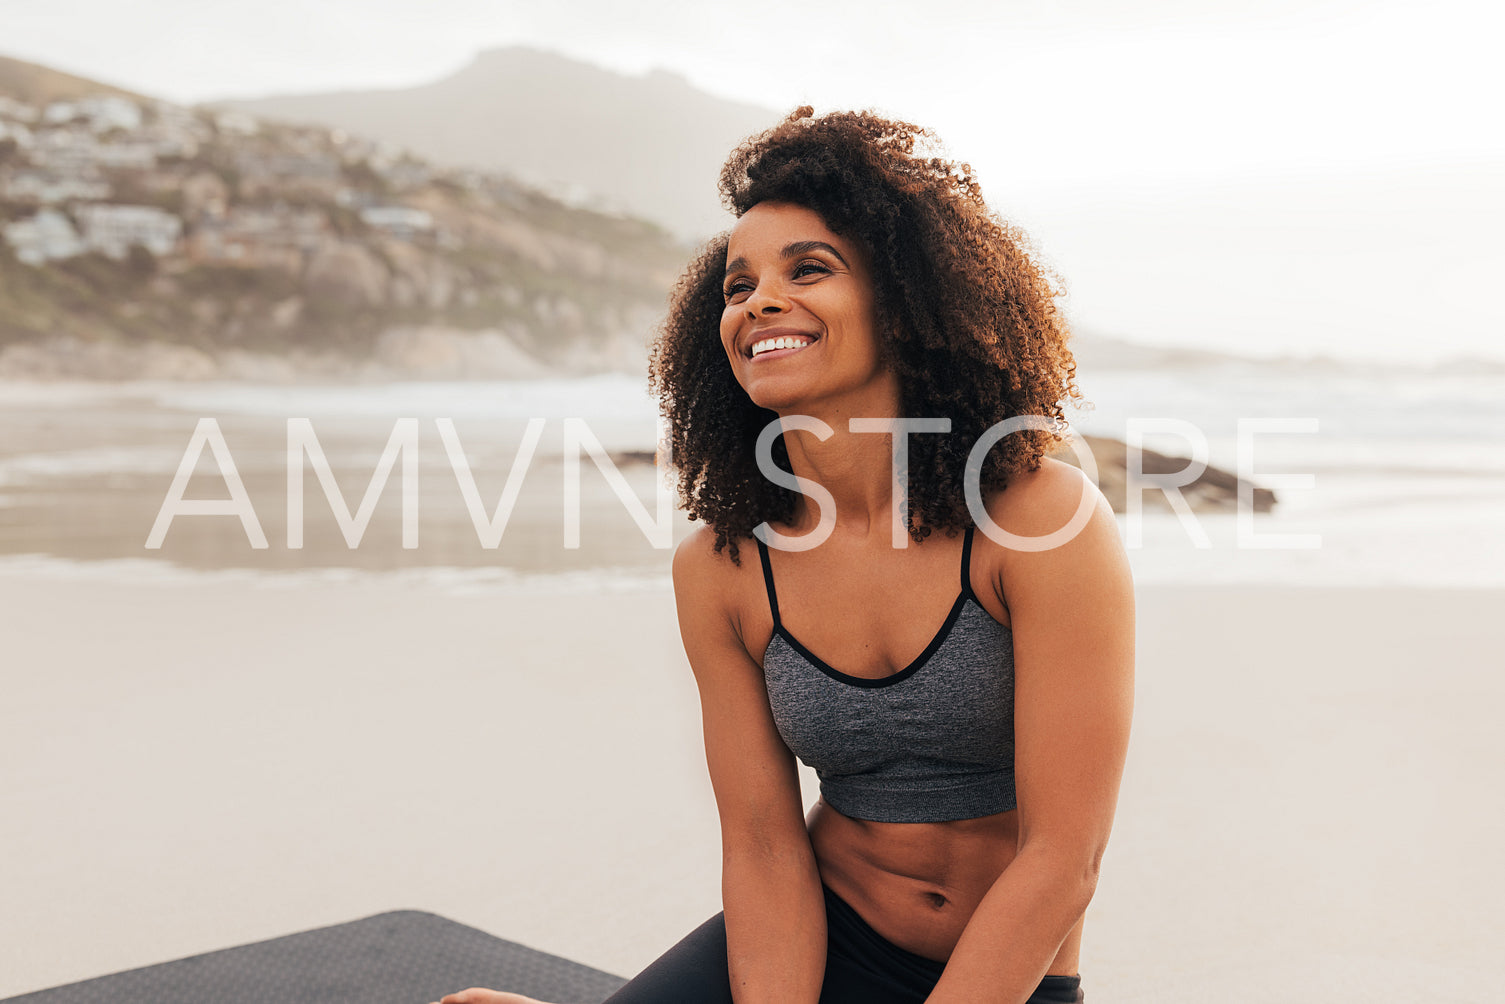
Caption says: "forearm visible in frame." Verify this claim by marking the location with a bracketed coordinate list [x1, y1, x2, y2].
[926, 846, 1097, 1004]
[722, 848, 827, 1004]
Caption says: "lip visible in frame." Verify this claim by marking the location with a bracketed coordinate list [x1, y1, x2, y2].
[742, 326, 820, 359]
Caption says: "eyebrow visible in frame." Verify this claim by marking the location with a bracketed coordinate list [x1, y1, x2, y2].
[724, 240, 850, 280]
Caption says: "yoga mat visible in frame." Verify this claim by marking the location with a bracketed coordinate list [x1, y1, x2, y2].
[1, 910, 628, 1004]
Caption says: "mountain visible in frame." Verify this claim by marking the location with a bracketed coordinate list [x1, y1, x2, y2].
[1068, 328, 1246, 371]
[215, 46, 782, 240]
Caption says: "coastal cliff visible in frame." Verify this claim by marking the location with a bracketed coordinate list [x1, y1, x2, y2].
[0, 55, 687, 381]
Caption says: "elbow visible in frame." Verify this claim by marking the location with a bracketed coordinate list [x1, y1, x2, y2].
[1077, 841, 1106, 897]
[1015, 839, 1105, 908]
[1060, 856, 1101, 913]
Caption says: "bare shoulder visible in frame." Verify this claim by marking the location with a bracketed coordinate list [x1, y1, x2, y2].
[672, 523, 759, 600]
[982, 456, 1110, 539]
[671, 523, 723, 589]
[671, 524, 764, 654]
[975, 456, 1131, 605]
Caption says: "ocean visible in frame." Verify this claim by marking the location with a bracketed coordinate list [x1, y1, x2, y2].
[1, 361, 1501, 592]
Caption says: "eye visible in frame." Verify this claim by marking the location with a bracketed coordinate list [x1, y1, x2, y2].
[794, 260, 830, 279]
[723, 278, 753, 300]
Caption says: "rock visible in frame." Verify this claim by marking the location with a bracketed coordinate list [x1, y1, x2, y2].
[380, 238, 458, 310]
[1051, 434, 1277, 513]
[609, 450, 658, 466]
[372, 325, 552, 379]
[303, 240, 389, 306]
[270, 296, 303, 331]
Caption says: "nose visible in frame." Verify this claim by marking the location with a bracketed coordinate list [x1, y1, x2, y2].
[744, 281, 791, 316]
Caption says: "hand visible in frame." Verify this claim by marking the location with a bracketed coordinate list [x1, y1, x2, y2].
[428, 990, 550, 1004]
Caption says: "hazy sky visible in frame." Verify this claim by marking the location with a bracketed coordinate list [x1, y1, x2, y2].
[4, 0, 1501, 362]
[7, 0, 1497, 186]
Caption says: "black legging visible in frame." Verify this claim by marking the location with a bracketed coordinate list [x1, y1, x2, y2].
[602, 884, 1085, 1003]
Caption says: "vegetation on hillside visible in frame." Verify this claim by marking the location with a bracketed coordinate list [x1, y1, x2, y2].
[0, 57, 691, 368]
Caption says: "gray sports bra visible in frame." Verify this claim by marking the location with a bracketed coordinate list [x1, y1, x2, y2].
[755, 525, 1017, 824]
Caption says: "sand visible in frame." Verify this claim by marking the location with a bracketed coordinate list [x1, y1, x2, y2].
[1, 571, 1501, 1002]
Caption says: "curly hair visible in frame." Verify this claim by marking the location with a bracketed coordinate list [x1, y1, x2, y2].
[647, 106, 1087, 566]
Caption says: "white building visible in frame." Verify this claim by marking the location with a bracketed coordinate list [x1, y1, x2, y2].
[0, 169, 112, 204]
[359, 205, 435, 242]
[73, 204, 183, 259]
[27, 131, 157, 173]
[41, 101, 79, 126]
[3, 209, 85, 265]
[81, 96, 142, 133]
[42, 96, 143, 133]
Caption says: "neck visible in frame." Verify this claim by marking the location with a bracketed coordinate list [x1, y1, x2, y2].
[776, 372, 911, 543]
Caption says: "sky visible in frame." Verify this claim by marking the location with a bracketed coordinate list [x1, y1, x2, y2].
[3, 0, 1502, 363]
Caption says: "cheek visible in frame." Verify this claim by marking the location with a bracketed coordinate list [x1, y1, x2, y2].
[718, 310, 740, 357]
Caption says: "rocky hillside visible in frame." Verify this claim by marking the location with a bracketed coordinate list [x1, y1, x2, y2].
[0, 55, 691, 380]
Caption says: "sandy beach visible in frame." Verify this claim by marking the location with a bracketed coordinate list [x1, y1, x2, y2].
[2, 570, 1501, 1002]
[2, 9, 1502, 1001]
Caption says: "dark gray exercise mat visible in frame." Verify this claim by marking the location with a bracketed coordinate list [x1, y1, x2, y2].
[0, 910, 628, 1004]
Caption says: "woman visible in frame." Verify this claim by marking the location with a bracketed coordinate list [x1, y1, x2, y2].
[438, 107, 1134, 1004]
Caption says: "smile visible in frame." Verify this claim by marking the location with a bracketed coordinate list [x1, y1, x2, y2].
[749, 334, 817, 359]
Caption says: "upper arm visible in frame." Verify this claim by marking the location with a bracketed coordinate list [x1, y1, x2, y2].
[989, 459, 1135, 874]
[672, 528, 811, 861]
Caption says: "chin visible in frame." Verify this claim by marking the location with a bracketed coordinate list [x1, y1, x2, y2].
[743, 379, 816, 415]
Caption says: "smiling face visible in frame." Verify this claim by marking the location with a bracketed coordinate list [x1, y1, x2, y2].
[719, 201, 896, 415]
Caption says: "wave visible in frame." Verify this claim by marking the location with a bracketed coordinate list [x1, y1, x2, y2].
[145, 374, 660, 420]
[0, 553, 673, 595]
[0, 447, 191, 486]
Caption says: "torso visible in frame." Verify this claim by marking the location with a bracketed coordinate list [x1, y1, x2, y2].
[734, 519, 1084, 973]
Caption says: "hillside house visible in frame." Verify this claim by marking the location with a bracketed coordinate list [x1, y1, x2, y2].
[80, 96, 144, 134]
[186, 206, 330, 271]
[73, 203, 183, 259]
[28, 130, 157, 173]
[0, 168, 111, 204]
[3, 208, 85, 264]
[359, 205, 435, 242]
[235, 152, 342, 200]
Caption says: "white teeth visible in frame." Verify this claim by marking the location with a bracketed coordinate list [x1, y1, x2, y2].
[750, 336, 814, 357]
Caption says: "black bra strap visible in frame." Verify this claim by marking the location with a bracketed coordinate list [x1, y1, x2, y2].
[755, 532, 782, 628]
[960, 525, 976, 597]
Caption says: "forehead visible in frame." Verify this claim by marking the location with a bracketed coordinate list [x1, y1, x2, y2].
[726, 201, 848, 258]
